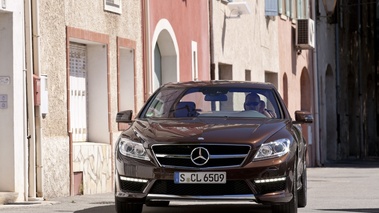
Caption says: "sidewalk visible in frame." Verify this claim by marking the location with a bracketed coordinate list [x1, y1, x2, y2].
[304, 159, 379, 213]
[0, 192, 115, 212]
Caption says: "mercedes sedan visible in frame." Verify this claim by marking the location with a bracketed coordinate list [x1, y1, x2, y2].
[114, 80, 313, 213]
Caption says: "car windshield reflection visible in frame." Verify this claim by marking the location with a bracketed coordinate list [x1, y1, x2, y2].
[142, 87, 281, 119]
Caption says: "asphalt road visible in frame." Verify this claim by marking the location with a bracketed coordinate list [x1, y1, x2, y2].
[1, 160, 378, 213]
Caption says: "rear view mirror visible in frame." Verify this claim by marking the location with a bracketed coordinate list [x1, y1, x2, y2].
[116, 110, 133, 123]
[204, 94, 228, 102]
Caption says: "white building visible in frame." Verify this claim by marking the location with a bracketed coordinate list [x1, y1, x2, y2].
[0, 0, 28, 203]
[1, 0, 143, 202]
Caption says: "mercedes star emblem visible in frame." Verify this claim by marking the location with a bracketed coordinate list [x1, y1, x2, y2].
[190, 147, 210, 166]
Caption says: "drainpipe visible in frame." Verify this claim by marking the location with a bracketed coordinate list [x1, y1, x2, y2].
[25, 0, 37, 200]
[25, 0, 44, 199]
[209, 0, 214, 79]
[312, 0, 321, 166]
[143, 0, 151, 101]
[31, 0, 43, 198]
[24, 0, 32, 202]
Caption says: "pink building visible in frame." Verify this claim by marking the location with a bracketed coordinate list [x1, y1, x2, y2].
[142, 0, 211, 100]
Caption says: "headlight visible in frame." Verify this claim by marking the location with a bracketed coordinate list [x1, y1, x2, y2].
[118, 138, 150, 161]
[253, 138, 290, 161]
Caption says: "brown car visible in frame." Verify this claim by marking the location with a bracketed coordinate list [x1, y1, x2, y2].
[114, 81, 313, 213]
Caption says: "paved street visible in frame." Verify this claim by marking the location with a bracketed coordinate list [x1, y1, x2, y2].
[1, 161, 378, 213]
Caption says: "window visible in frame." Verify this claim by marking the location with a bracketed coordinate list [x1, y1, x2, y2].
[69, 43, 88, 142]
[278, 0, 292, 17]
[286, 0, 291, 17]
[297, 0, 309, 19]
[142, 87, 282, 119]
[104, 0, 121, 14]
[265, 0, 278, 16]
[265, 0, 308, 19]
[291, 0, 297, 19]
[117, 37, 136, 130]
[68, 41, 108, 143]
[245, 70, 251, 81]
[191, 41, 198, 81]
[279, 0, 283, 14]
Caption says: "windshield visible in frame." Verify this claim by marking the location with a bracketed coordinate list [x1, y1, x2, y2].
[141, 86, 282, 119]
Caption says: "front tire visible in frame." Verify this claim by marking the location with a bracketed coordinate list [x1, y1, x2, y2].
[298, 162, 307, 207]
[115, 199, 143, 213]
[271, 165, 298, 213]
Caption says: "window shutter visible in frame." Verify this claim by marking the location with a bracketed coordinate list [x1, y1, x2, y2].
[286, 0, 291, 16]
[297, 0, 303, 19]
[291, 0, 297, 19]
[265, 0, 278, 16]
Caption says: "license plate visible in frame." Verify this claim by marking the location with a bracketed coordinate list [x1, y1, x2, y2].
[174, 172, 226, 184]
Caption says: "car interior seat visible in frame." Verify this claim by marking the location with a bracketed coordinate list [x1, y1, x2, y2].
[174, 101, 197, 117]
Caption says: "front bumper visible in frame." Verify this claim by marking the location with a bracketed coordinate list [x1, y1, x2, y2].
[115, 152, 295, 205]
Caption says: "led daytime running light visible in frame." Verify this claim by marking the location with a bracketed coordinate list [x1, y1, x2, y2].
[255, 177, 286, 183]
[120, 176, 148, 183]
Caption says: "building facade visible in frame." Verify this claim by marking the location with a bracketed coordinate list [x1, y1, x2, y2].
[276, 0, 317, 166]
[316, 0, 379, 162]
[210, 0, 316, 166]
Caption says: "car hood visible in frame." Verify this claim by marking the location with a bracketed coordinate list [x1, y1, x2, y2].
[132, 118, 288, 145]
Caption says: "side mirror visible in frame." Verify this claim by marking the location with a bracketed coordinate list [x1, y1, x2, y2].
[116, 110, 133, 123]
[294, 111, 313, 124]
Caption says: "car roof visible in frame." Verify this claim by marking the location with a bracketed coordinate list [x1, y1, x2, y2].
[162, 80, 276, 90]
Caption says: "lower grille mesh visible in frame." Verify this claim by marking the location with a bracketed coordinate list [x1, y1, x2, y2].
[120, 179, 148, 193]
[253, 181, 286, 194]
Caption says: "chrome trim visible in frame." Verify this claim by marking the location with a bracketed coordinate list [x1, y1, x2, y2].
[116, 191, 147, 199]
[147, 194, 256, 201]
[160, 164, 242, 169]
[151, 143, 251, 168]
[151, 143, 251, 148]
[155, 154, 190, 159]
[155, 154, 247, 159]
[209, 154, 248, 159]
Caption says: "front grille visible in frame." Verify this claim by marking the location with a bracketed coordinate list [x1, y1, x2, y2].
[152, 144, 251, 168]
[157, 158, 243, 167]
[149, 180, 252, 195]
[252, 180, 286, 195]
[120, 179, 148, 193]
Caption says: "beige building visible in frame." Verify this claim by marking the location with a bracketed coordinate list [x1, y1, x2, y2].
[210, 0, 280, 83]
[210, 0, 316, 165]
[1, 0, 144, 202]
[37, 0, 143, 198]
